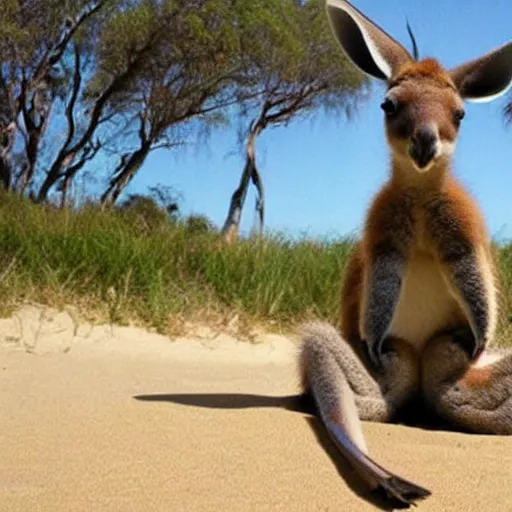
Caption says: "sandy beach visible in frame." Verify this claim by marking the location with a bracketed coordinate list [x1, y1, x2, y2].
[1, 306, 512, 512]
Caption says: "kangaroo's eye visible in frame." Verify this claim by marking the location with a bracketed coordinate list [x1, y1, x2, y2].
[380, 97, 400, 117]
[453, 109, 465, 126]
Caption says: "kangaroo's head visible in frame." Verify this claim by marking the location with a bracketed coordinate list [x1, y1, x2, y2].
[326, 0, 512, 173]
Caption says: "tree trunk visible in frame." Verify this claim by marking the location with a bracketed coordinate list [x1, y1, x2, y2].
[221, 121, 264, 243]
[58, 174, 73, 209]
[251, 160, 264, 235]
[36, 44, 154, 204]
[0, 158, 11, 190]
[36, 152, 65, 202]
[18, 125, 42, 195]
[100, 143, 151, 208]
[0, 122, 16, 190]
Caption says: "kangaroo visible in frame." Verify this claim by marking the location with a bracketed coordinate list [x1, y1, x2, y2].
[299, 0, 512, 506]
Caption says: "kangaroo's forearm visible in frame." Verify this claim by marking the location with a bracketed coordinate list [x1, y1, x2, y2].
[362, 249, 405, 365]
[442, 252, 493, 356]
[426, 197, 497, 356]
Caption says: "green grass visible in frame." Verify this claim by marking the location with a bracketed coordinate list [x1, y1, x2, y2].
[0, 191, 511, 343]
[0, 192, 355, 335]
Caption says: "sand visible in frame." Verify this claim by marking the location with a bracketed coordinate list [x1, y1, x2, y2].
[1, 306, 512, 512]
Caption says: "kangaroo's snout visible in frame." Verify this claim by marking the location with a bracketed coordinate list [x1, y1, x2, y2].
[409, 126, 438, 170]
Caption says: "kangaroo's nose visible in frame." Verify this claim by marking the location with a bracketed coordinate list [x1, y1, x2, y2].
[409, 126, 438, 169]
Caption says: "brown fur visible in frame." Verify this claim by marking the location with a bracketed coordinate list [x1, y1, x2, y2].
[300, 1, 512, 504]
[340, 46, 496, 353]
[339, 247, 362, 340]
[341, 173, 494, 350]
[391, 58, 456, 89]
[462, 365, 494, 389]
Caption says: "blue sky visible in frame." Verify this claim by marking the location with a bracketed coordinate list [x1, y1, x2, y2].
[128, 0, 512, 241]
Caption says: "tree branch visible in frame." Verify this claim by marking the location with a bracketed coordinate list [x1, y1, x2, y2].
[33, 1, 106, 84]
[62, 43, 82, 152]
[37, 34, 159, 202]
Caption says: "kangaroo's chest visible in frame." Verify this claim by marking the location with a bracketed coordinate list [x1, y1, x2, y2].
[388, 253, 463, 351]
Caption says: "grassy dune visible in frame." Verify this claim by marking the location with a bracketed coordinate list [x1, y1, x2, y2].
[0, 191, 511, 342]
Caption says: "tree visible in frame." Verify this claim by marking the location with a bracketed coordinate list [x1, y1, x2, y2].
[0, 0, 248, 205]
[221, 0, 368, 242]
[36, 0, 166, 203]
[116, 185, 180, 233]
[0, 0, 367, 211]
[0, 1, 113, 195]
[94, 0, 257, 207]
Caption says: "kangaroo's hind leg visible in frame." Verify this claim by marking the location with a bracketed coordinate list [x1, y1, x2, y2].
[299, 322, 430, 505]
[422, 331, 512, 435]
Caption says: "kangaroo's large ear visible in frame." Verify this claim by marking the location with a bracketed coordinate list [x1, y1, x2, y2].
[325, 0, 412, 81]
[449, 41, 512, 103]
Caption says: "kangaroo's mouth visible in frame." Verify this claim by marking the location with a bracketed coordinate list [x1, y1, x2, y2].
[409, 127, 439, 171]
[409, 144, 437, 171]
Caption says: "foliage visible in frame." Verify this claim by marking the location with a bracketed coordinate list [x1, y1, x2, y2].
[238, 0, 368, 124]
[184, 214, 217, 234]
[116, 194, 175, 234]
[221, 0, 368, 240]
[0, 0, 367, 210]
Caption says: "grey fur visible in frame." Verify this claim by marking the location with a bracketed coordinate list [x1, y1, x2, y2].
[300, 322, 512, 504]
[364, 249, 405, 368]
[313, 0, 512, 506]
[301, 323, 389, 426]
[425, 198, 492, 356]
[422, 335, 512, 435]
[300, 322, 428, 503]
[445, 253, 489, 355]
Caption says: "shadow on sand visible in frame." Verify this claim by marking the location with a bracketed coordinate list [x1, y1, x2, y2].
[134, 392, 414, 510]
